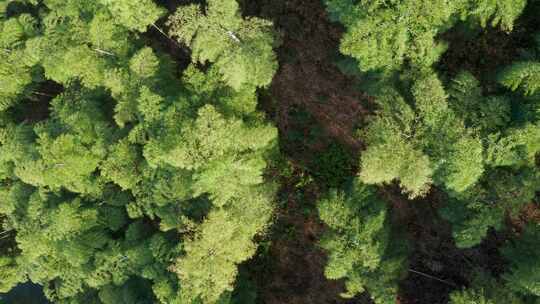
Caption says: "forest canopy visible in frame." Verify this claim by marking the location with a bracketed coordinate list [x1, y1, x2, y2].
[0, 0, 539, 304]
[0, 0, 278, 303]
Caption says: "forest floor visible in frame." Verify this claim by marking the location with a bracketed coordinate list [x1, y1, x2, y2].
[240, 0, 371, 303]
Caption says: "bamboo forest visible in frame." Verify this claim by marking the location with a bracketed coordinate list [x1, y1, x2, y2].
[0, 0, 539, 303]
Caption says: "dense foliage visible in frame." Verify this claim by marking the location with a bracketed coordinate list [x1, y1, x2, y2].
[325, 0, 526, 72]
[167, 0, 278, 90]
[317, 180, 408, 302]
[319, 0, 539, 302]
[0, 0, 277, 303]
[449, 224, 540, 304]
[0, 0, 539, 303]
[329, 0, 540, 249]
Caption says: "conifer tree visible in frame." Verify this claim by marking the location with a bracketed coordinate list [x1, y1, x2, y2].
[0, 13, 41, 111]
[317, 180, 408, 302]
[438, 69, 540, 248]
[449, 272, 527, 304]
[168, 0, 278, 90]
[98, 0, 165, 32]
[326, 0, 527, 72]
[174, 186, 274, 303]
[359, 72, 483, 198]
[9, 89, 109, 195]
[357, 62, 539, 247]
[499, 30, 540, 96]
[501, 224, 540, 297]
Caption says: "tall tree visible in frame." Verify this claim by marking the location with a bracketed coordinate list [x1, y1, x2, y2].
[0, 13, 41, 111]
[502, 224, 540, 297]
[439, 68, 540, 248]
[318, 180, 408, 302]
[326, 0, 527, 72]
[168, 0, 278, 90]
[359, 72, 483, 198]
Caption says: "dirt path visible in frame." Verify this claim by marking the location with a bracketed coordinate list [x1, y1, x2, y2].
[244, 0, 370, 151]
[239, 0, 372, 303]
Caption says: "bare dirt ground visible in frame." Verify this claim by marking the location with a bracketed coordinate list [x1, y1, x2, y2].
[239, 0, 372, 303]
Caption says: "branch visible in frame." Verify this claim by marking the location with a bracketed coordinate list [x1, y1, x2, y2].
[31, 91, 55, 97]
[93, 48, 116, 57]
[151, 23, 183, 48]
[0, 229, 13, 236]
[408, 268, 458, 287]
[226, 30, 241, 43]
